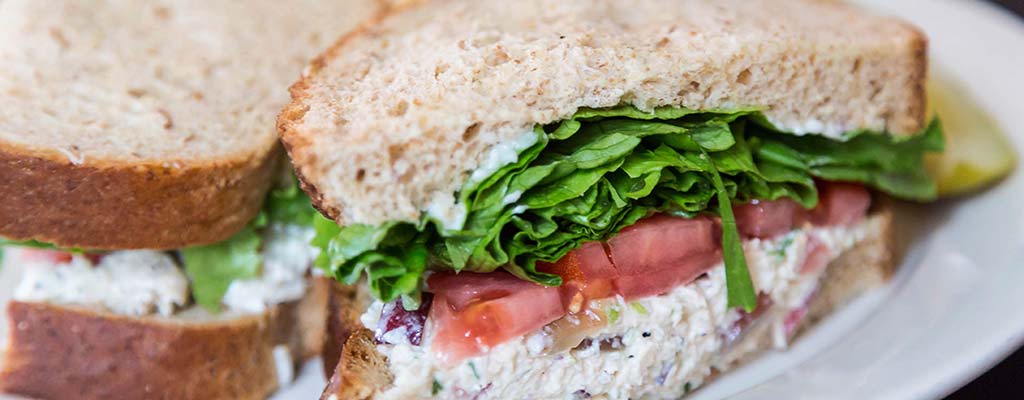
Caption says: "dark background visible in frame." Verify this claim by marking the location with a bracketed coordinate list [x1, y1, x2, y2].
[945, 0, 1023, 398]
[995, 0, 1024, 16]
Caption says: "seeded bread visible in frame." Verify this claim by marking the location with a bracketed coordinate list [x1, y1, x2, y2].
[319, 207, 895, 399]
[279, 0, 927, 227]
[0, 0, 381, 249]
[0, 278, 328, 400]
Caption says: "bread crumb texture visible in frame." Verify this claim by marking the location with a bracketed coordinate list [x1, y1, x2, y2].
[0, 0, 378, 164]
[282, 0, 927, 227]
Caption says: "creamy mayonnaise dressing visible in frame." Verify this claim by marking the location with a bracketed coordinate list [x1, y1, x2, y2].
[362, 216, 881, 399]
[428, 129, 540, 232]
[425, 195, 469, 234]
[223, 224, 319, 313]
[467, 130, 540, 186]
[12, 249, 189, 316]
[9, 222, 320, 317]
[765, 116, 852, 139]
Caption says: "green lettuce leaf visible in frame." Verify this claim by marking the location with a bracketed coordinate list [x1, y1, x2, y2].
[182, 177, 317, 311]
[182, 223, 265, 311]
[266, 178, 320, 227]
[0, 239, 62, 250]
[307, 107, 946, 310]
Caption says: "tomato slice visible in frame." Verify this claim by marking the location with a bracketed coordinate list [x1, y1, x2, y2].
[428, 272, 565, 365]
[734, 198, 799, 239]
[805, 182, 871, 227]
[18, 249, 74, 264]
[538, 215, 722, 306]
[735, 183, 870, 238]
[14, 249, 106, 265]
[606, 214, 722, 300]
[537, 242, 617, 310]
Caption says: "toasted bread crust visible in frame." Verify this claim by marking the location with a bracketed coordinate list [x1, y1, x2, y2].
[279, 6, 400, 221]
[320, 282, 387, 400]
[322, 329, 394, 400]
[0, 143, 277, 250]
[322, 283, 364, 379]
[904, 23, 930, 138]
[0, 279, 328, 400]
[320, 209, 897, 399]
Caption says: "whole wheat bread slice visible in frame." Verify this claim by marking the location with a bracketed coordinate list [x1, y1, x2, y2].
[278, 0, 927, 228]
[0, 0, 381, 249]
[319, 207, 896, 399]
[0, 278, 329, 400]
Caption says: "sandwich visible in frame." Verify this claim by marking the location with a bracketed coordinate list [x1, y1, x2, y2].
[280, 0, 946, 399]
[0, 1, 381, 399]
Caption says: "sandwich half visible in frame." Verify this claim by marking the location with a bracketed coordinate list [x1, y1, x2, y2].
[0, 1, 381, 399]
[279, 0, 945, 399]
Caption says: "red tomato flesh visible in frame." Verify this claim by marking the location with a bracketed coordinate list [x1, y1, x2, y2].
[18, 249, 74, 264]
[804, 182, 872, 227]
[734, 198, 799, 239]
[427, 272, 565, 365]
[16, 249, 106, 265]
[537, 242, 618, 310]
[606, 214, 722, 300]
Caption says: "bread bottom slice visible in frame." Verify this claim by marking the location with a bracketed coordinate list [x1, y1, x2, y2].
[320, 207, 895, 400]
[0, 278, 329, 400]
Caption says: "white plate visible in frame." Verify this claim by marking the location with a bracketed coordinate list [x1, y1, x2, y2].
[280, 1, 1024, 399]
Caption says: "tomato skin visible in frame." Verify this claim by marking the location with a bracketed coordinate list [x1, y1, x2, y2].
[735, 183, 871, 238]
[607, 215, 722, 300]
[537, 242, 618, 311]
[427, 272, 565, 365]
[805, 182, 872, 227]
[18, 249, 74, 264]
[734, 198, 799, 239]
[16, 249, 106, 265]
[538, 215, 722, 305]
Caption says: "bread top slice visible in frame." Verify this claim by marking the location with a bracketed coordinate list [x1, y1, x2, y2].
[0, 0, 381, 249]
[280, 0, 927, 228]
